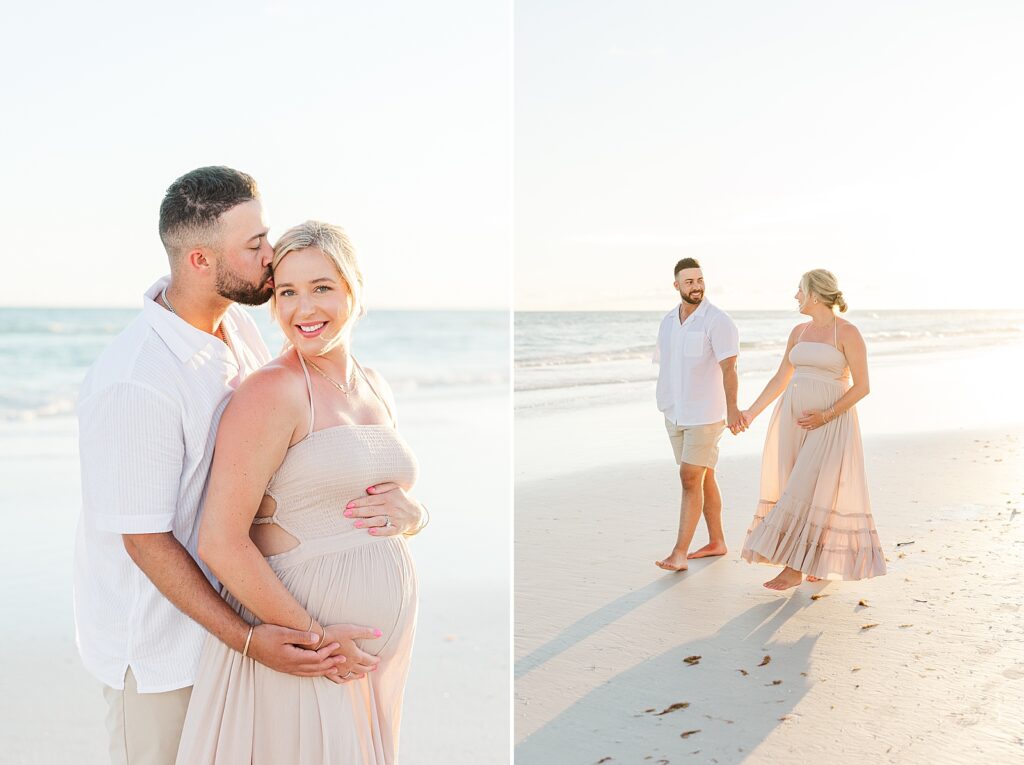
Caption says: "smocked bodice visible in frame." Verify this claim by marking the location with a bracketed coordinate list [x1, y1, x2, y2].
[789, 342, 849, 382]
[263, 424, 418, 542]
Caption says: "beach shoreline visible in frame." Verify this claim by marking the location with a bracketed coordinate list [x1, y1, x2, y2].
[514, 338, 1024, 764]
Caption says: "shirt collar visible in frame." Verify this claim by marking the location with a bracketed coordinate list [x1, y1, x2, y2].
[142, 276, 236, 365]
[675, 298, 711, 324]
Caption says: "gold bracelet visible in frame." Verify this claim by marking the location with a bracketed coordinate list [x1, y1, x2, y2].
[314, 624, 327, 651]
[405, 504, 431, 536]
[241, 625, 255, 658]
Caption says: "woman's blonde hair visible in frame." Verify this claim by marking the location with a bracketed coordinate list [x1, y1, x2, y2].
[800, 269, 848, 313]
[271, 221, 366, 353]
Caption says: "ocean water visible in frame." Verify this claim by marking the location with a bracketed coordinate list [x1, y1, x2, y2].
[515, 309, 1024, 409]
[0, 307, 509, 423]
[0, 305, 511, 763]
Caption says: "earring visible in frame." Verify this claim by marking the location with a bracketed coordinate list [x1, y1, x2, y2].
[812, 298, 818, 304]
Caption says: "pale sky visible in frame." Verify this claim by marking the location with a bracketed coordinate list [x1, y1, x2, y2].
[0, 1, 511, 309]
[515, 1, 1024, 310]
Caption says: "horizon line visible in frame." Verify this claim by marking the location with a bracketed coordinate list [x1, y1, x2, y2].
[0, 304, 510, 312]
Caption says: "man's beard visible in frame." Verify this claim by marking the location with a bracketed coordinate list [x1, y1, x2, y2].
[681, 290, 703, 306]
[215, 262, 273, 306]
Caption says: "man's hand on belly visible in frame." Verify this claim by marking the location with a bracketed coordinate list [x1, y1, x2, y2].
[248, 624, 347, 679]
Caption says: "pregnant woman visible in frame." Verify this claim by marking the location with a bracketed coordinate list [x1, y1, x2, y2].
[176, 221, 427, 763]
[739, 269, 886, 590]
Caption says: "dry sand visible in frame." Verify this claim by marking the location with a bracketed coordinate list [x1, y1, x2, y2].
[0, 389, 509, 765]
[515, 359, 1024, 764]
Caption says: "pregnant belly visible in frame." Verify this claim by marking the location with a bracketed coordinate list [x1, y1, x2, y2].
[274, 537, 417, 660]
[787, 377, 844, 419]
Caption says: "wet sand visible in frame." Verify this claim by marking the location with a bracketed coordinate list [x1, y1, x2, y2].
[515, 346, 1024, 763]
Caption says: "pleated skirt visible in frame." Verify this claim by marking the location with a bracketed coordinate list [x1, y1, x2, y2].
[741, 373, 886, 580]
[176, 535, 417, 764]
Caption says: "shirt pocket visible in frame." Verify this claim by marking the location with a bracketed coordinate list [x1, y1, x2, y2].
[683, 330, 706, 358]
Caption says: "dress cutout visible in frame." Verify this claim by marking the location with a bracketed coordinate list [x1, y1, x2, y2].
[176, 353, 419, 764]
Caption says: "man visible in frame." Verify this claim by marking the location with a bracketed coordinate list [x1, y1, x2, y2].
[653, 258, 743, 572]
[73, 167, 380, 764]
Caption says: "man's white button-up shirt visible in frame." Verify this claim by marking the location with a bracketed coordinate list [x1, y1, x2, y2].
[74, 276, 271, 693]
[654, 298, 739, 427]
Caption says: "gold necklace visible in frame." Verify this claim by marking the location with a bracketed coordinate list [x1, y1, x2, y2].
[305, 358, 357, 397]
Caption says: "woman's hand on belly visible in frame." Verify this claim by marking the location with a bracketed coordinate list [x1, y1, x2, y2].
[321, 623, 384, 682]
[344, 482, 425, 536]
[797, 409, 829, 430]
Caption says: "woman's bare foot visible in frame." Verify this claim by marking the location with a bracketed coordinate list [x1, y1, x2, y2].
[806, 575, 822, 583]
[763, 567, 803, 590]
[655, 549, 689, 571]
[687, 542, 728, 560]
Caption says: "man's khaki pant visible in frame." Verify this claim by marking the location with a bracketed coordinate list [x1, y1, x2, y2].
[102, 668, 192, 765]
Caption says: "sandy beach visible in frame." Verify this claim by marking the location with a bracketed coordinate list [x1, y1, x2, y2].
[0, 386, 509, 765]
[515, 342, 1024, 764]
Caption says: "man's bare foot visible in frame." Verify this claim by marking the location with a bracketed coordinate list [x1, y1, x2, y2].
[763, 567, 803, 590]
[806, 575, 822, 583]
[687, 542, 728, 560]
[655, 549, 689, 571]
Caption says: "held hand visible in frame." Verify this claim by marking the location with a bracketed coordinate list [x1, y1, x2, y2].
[726, 406, 747, 435]
[247, 623, 344, 678]
[344, 483, 425, 536]
[740, 410, 754, 430]
[796, 409, 827, 430]
[321, 623, 384, 684]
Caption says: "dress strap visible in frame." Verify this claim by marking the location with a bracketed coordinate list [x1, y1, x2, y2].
[353, 357, 396, 427]
[833, 319, 839, 348]
[295, 352, 316, 437]
[798, 323, 809, 341]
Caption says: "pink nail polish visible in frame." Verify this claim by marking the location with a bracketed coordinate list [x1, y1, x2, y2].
[354, 521, 363, 528]
[374, 629, 383, 637]
[367, 486, 375, 493]
[344, 510, 353, 517]
[369, 528, 377, 534]
[346, 502, 355, 509]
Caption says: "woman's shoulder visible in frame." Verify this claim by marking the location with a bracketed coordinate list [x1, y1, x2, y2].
[227, 352, 307, 417]
[358, 363, 387, 387]
[358, 363, 398, 412]
[835, 317, 863, 340]
[359, 364, 393, 396]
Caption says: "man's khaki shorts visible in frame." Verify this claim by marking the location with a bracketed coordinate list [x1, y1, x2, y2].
[103, 668, 192, 765]
[664, 418, 726, 468]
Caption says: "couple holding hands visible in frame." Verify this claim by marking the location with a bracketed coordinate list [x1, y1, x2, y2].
[653, 259, 887, 590]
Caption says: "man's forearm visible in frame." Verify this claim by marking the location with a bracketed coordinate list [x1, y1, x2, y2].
[722, 367, 739, 409]
[123, 532, 249, 652]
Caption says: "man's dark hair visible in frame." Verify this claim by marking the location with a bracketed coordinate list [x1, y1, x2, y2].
[158, 166, 259, 259]
[674, 257, 701, 276]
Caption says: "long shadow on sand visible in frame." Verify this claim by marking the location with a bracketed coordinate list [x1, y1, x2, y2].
[516, 594, 819, 765]
[514, 560, 719, 679]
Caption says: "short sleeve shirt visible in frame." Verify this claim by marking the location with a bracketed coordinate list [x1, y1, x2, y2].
[73, 276, 271, 693]
[654, 298, 739, 426]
